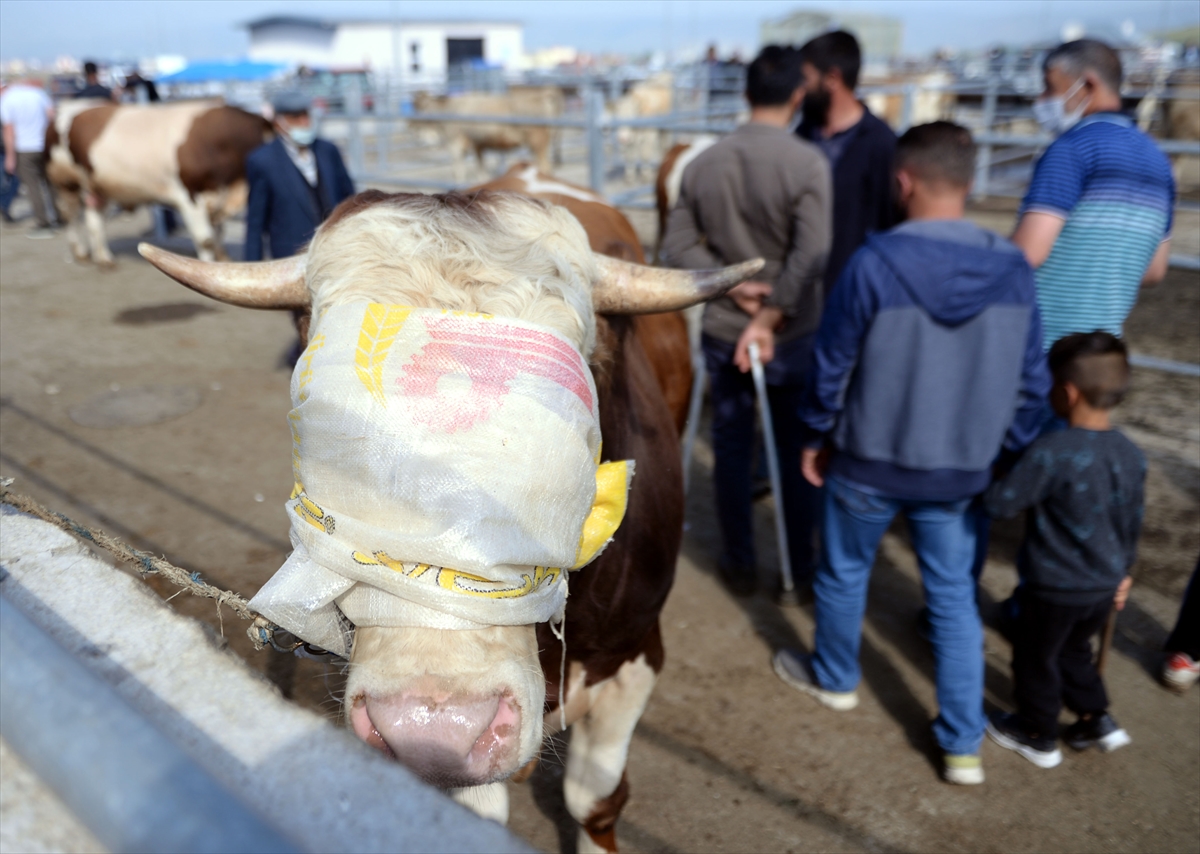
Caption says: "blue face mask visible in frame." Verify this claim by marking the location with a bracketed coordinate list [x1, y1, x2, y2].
[287, 125, 316, 147]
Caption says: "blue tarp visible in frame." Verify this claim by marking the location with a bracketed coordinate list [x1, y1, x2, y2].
[158, 60, 288, 83]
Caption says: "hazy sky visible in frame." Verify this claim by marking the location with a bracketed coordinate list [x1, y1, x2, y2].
[1, 0, 1196, 63]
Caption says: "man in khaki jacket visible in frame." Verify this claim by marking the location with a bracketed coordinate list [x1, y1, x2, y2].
[663, 45, 831, 597]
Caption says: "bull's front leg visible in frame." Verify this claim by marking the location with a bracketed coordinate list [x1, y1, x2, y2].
[84, 191, 115, 268]
[564, 652, 657, 854]
[55, 188, 87, 262]
[449, 782, 509, 824]
[172, 185, 220, 262]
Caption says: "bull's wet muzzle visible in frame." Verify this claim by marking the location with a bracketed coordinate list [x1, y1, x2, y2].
[350, 691, 522, 788]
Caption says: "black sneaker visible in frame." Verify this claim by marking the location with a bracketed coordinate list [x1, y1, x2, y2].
[986, 711, 1063, 768]
[1062, 713, 1131, 753]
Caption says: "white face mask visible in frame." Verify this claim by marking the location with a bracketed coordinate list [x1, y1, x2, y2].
[278, 115, 316, 147]
[1033, 77, 1089, 135]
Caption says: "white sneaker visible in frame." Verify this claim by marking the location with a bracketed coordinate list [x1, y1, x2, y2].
[943, 753, 985, 785]
[1162, 652, 1200, 694]
[772, 649, 859, 710]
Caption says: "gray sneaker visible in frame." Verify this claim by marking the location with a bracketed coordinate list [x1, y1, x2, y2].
[26, 225, 56, 239]
[772, 649, 859, 710]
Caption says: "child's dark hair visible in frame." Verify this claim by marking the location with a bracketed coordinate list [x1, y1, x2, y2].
[745, 45, 802, 107]
[799, 31, 862, 90]
[1048, 331, 1131, 409]
[896, 121, 977, 188]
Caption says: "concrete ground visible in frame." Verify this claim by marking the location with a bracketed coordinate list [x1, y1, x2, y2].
[0, 189, 1197, 853]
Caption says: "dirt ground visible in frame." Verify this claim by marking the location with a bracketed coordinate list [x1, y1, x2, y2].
[1, 199, 1197, 854]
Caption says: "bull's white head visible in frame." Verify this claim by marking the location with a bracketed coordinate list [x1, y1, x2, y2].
[139, 189, 760, 789]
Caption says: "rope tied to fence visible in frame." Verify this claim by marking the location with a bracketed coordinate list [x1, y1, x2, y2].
[0, 485, 297, 653]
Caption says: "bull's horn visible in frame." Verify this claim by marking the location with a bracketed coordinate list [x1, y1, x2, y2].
[137, 243, 309, 309]
[591, 255, 765, 315]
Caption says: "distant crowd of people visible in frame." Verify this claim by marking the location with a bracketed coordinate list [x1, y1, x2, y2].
[662, 32, 1196, 785]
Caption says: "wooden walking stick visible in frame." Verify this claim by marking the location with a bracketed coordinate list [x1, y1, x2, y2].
[1096, 606, 1119, 675]
[1097, 575, 1132, 675]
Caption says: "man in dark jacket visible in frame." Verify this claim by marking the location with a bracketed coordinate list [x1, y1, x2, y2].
[772, 123, 1049, 787]
[244, 91, 355, 264]
[795, 31, 898, 292]
[663, 46, 831, 597]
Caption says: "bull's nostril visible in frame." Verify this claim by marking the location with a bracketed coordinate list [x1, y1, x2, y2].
[350, 696, 397, 759]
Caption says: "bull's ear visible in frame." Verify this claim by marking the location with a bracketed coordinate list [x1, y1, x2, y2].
[137, 244, 309, 309]
[591, 255, 765, 315]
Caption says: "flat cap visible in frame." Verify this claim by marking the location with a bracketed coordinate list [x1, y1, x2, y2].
[271, 90, 311, 115]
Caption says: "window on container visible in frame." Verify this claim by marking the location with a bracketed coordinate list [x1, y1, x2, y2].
[446, 38, 484, 66]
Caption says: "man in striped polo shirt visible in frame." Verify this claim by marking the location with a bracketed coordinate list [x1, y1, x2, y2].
[1012, 39, 1175, 349]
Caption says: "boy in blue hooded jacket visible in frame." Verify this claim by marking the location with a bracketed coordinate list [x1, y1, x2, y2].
[773, 122, 1050, 785]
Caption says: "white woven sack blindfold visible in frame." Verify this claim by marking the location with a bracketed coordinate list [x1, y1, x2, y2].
[249, 302, 633, 656]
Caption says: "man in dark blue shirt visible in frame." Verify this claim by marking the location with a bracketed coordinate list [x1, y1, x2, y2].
[795, 31, 898, 292]
[75, 61, 117, 101]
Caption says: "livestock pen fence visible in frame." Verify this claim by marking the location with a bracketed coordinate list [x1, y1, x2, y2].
[315, 70, 1200, 255]
[313, 70, 1200, 384]
[305, 70, 1197, 189]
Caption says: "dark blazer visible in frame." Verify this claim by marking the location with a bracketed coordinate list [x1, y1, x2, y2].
[243, 137, 355, 262]
[797, 106, 898, 292]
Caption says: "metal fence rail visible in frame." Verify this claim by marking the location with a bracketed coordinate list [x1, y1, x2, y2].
[0, 594, 300, 854]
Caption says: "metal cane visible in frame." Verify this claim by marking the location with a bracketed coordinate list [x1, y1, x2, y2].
[680, 304, 706, 501]
[680, 353, 706, 499]
[748, 342, 797, 605]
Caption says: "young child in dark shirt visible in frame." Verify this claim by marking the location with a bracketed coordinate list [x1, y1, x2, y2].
[984, 331, 1144, 768]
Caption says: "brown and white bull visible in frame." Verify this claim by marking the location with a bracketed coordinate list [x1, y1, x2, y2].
[139, 186, 759, 852]
[481, 163, 693, 431]
[46, 98, 270, 267]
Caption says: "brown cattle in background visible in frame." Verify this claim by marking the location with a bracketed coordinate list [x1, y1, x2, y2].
[412, 88, 564, 185]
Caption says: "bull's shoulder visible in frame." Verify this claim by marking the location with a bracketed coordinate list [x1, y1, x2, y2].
[64, 104, 119, 170]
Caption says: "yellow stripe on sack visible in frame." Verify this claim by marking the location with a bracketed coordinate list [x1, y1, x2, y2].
[574, 459, 633, 568]
[354, 304, 411, 406]
[290, 334, 326, 481]
[437, 567, 536, 599]
[294, 494, 335, 534]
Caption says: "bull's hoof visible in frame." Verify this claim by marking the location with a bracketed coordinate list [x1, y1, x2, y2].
[95, 259, 118, 271]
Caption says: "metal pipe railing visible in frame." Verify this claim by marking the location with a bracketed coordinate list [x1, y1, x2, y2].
[0, 593, 300, 854]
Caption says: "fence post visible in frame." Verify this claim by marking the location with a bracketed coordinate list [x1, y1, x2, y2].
[586, 84, 606, 195]
[899, 83, 916, 133]
[973, 77, 998, 199]
[375, 114, 388, 175]
[346, 76, 365, 179]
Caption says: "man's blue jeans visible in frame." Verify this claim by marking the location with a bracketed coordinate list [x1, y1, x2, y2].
[813, 474, 985, 755]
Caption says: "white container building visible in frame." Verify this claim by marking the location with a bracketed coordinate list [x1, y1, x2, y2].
[244, 15, 524, 85]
